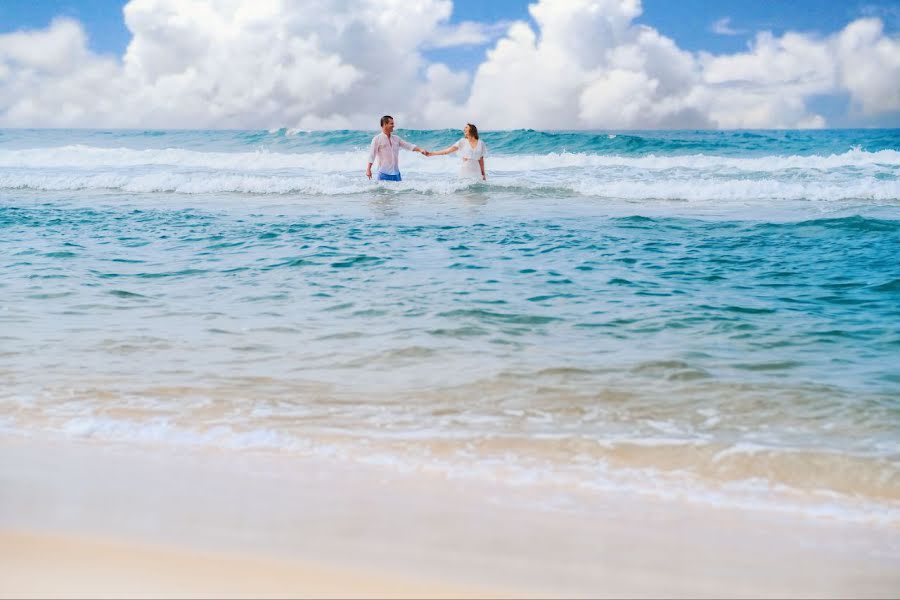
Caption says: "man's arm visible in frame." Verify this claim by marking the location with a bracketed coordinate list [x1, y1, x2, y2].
[366, 137, 377, 179]
[397, 137, 425, 154]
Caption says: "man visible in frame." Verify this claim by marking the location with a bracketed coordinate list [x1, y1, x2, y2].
[366, 115, 426, 181]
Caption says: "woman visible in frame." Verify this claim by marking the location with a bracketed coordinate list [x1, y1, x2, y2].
[426, 123, 487, 181]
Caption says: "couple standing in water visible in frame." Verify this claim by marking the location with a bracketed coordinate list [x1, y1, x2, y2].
[365, 115, 487, 182]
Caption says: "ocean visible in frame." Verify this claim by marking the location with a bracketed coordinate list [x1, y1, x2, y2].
[1, 128, 898, 524]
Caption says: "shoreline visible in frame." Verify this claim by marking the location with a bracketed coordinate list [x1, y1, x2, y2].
[2, 434, 898, 598]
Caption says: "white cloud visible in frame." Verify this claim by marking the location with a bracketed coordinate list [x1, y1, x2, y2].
[456, 0, 898, 129]
[858, 4, 900, 27]
[414, 63, 470, 127]
[710, 17, 744, 36]
[698, 29, 837, 128]
[0, 0, 454, 129]
[0, 17, 90, 73]
[453, 0, 711, 129]
[427, 20, 512, 49]
[0, 0, 898, 130]
[834, 18, 900, 116]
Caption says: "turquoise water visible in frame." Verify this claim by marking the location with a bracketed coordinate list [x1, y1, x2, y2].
[1, 128, 899, 521]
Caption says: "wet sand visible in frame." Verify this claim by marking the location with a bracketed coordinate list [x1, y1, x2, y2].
[1, 530, 495, 599]
[1, 435, 898, 598]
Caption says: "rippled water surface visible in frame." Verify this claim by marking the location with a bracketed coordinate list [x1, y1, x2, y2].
[1, 128, 899, 522]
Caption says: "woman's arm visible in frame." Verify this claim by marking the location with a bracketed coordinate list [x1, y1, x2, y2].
[479, 157, 486, 180]
[426, 145, 458, 157]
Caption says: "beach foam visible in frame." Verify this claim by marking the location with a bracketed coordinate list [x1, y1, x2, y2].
[2, 144, 899, 170]
[3, 436, 899, 598]
[0, 145, 897, 201]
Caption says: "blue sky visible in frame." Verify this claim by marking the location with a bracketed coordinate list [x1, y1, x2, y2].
[0, 0, 897, 129]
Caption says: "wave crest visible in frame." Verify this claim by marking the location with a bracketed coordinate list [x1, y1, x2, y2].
[1, 145, 899, 172]
[1, 170, 898, 201]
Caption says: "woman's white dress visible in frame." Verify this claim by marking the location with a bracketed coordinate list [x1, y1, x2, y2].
[457, 138, 486, 180]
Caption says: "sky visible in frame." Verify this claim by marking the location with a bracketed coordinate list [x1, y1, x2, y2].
[0, 0, 898, 129]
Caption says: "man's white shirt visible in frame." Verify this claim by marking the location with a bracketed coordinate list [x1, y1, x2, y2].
[368, 133, 415, 175]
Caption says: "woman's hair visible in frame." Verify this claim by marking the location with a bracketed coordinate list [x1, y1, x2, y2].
[466, 123, 479, 140]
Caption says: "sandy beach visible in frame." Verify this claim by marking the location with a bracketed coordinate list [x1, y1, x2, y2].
[1, 434, 898, 599]
[1, 530, 493, 599]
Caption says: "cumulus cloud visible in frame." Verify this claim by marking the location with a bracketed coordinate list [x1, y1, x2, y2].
[710, 17, 744, 36]
[698, 30, 837, 128]
[858, 3, 900, 28]
[456, 0, 707, 130]
[0, 0, 453, 129]
[427, 20, 512, 49]
[456, 0, 899, 129]
[834, 18, 900, 115]
[0, 0, 897, 130]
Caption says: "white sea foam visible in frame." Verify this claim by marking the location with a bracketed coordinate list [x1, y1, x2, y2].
[60, 416, 309, 451]
[2, 144, 897, 201]
[14, 414, 897, 526]
[1, 169, 897, 201]
[1, 145, 899, 172]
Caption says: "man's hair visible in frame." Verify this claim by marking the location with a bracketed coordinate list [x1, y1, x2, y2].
[380, 115, 394, 127]
[467, 123, 479, 140]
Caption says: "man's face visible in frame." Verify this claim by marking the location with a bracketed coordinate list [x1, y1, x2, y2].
[383, 119, 395, 134]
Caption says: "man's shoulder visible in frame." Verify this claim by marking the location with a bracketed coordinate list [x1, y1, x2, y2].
[372, 132, 386, 142]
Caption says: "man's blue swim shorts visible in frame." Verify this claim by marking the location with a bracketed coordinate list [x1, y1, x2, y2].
[377, 172, 402, 181]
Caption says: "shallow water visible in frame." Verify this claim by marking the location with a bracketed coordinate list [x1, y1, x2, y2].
[1, 128, 899, 523]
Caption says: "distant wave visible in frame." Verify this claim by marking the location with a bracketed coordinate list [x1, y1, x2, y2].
[1, 145, 899, 172]
[3, 127, 898, 157]
[1, 170, 897, 201]
[1, 132, 897, 202]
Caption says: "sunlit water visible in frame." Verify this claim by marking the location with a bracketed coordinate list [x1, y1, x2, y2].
[1, 128, 899, 523]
